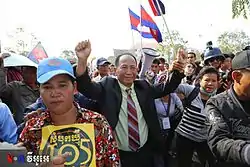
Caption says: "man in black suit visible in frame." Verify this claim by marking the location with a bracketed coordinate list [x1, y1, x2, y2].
[74, 40, 186, 167]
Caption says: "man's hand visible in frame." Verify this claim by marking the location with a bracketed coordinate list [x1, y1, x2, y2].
[75, 40, 91, 76]
[168, 48, 186, 73]
[169, 60, 185, 73]
[176, 48, 187, 65]
[75, 40, 91, 62]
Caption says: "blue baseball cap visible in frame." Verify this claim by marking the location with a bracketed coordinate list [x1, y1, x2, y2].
[96, 57, 110, 66]
[37, 57, 76, 84]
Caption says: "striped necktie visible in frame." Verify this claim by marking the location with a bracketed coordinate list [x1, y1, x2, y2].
[126, 88, 140, 151]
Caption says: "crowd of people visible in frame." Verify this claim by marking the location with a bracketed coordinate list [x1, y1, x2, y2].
[0, 40, 250, 167]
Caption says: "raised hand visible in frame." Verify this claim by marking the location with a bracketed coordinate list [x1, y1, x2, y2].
[176, 48, 187, 65]
[75, 40, 92, 61]
[169, 60, 185, 73]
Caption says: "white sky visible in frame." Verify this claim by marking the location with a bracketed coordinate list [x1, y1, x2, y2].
[0, 0, 250, 58]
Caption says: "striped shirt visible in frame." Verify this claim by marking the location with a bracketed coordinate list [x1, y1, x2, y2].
[175, 84, 209, 142]
[6, 67, 23, 83]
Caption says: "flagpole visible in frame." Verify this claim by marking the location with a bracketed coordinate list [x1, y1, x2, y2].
[138, 2, 144, 74]
[139, 2, 143, 52]
[131, 29, 135, 49]
[154, 0, 176, 58]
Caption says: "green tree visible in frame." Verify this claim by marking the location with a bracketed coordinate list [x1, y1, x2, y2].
[107, 56, 116, 65]
[60, 50, 77, 64]
[157, 30, 188, 63]
[217, 31, 250, 53]
[232, 0, 250, 19]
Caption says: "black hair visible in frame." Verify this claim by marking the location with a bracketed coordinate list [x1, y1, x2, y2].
[70, 77, 76, 84]
[224, 53, 235, 59]
[188, 52, 196, 58]
[115, 53, 137, 67]
[196, 66, 219, 81]
[158, 57, 166, 64]
[152, 58, 160, 65]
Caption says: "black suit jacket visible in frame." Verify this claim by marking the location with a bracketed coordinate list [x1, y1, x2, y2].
[76, 70, 184, 152]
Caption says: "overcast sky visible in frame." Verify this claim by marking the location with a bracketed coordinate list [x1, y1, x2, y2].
[0, 0, 250, 58]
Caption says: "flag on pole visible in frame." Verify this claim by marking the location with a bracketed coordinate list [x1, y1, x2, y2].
[141, 6, 163, 43]
[128, 8, 154, 39]
[148, 0, 165, 16]
[27, 42, 48, 64]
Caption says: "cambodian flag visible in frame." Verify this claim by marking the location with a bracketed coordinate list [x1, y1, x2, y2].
[27, 42, 48, 64]
[141, 6, 163, 43]
[129, 8, 154, 39]
[148, 0, 166, 16]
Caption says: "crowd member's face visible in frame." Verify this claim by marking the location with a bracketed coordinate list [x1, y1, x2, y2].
[232, 69, 250, 100]
[208, 57, 222, 69]
[151, 63, 159, 74]
[40, 74, 76, 115]
[110, 65, 115, 73]
[184, 63, 195, 76]
[200, 73, 218, 93]
[98, 63, 110, 76]
[222, 57, 232, 70]
[159, 63, 165, 71]
[22, 67, 37, 85]
[187, 53, 196, 63]
[116, 55, 137, 87]
[164, 64, 169, 71]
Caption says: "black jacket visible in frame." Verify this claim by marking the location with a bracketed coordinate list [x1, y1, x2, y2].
[205, 86, 250, 167]
[76, 70, 184, 152]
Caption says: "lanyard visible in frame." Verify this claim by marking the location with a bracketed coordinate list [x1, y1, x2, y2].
[160, 95, 171, 117]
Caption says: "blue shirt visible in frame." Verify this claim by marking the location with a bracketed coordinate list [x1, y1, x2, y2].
[0, 103, 17, 144]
